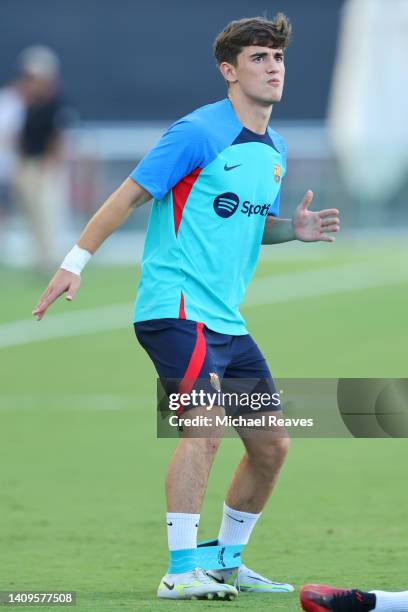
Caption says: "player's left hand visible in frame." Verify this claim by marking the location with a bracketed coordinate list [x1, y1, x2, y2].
[292, 190, 340, 242]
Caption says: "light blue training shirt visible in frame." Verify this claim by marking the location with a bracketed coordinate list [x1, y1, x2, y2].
[130, 98, 286, 335]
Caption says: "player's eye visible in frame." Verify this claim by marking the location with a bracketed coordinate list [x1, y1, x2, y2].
[275, 54, 284, 62]
[253, 55, 263, 63]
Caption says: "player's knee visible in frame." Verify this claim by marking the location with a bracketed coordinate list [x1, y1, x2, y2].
[188, 436, 221, 457]
[249, 435, 290, 471]
[203, 437, 222, 456]
[274, 435, 290, 461]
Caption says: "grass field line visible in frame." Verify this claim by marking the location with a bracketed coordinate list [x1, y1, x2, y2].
[0, 260, 407, 350]
[0, 303, 132, 350]
[244, 257, 408, 306]
[0, 394, 138, 411]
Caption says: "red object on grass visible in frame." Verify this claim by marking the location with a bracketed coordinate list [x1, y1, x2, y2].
[300, 584, 352, 612]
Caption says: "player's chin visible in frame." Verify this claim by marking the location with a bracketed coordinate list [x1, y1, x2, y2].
[261, 92, 283, 105]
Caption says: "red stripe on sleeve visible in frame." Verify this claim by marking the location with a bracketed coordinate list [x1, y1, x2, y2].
[177, 322, 206, 414]
[172, 167, 202, 237]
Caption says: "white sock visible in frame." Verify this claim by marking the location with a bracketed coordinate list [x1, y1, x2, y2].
[218, 502, 261, 546]
[209, 503, 261, 581]
[166, 512, 200, 551]
[370, 590, 408, 612]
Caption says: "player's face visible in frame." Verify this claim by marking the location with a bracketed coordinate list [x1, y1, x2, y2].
[231, 46, 285, 105]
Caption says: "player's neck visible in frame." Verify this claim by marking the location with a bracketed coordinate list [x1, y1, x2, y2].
[228, 92, 272, 135]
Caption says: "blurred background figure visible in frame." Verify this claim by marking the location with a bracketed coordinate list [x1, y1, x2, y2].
[0, 0, 407, 273]
[0, 73, 27, 259]
[328, 0, 408, 225]
[14, 46, 72, 273]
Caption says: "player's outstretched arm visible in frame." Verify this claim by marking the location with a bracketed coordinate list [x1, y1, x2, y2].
[32, 178, 151, 321]
[262, 190, 340, 245]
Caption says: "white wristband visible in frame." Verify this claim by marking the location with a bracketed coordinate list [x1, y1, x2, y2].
[60, 244, 92, 276]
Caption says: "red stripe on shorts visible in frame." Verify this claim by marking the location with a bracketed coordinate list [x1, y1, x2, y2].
[177, 322, 206, 414]
[178, 291, 186, 319]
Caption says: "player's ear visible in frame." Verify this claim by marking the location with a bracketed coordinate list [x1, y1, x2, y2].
[219, 61, 238, 85]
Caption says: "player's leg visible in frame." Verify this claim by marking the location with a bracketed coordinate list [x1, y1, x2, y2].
[166, 404, 225, 513]
[209, 425, 292, 593]
[300, 584, 408, 612]
[135, 319, 237, 600]
[159, 405, 239, 599]
[206, 334, 293, 593]
[136, 320, 226, 512]
[222, 335, 289, 512]
[225, 426, 289, 512]
[160, 399, 237, 598]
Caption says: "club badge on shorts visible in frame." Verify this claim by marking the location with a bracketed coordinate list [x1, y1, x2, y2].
[209, 372, 221, 392]
[274, 164, 281, 183]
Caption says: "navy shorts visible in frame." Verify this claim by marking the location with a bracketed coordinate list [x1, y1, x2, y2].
[134, 318, 280, 415]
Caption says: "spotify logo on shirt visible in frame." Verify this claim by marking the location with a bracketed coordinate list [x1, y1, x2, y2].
[213, 192, 271, 219]
[213, 192, 240, 218]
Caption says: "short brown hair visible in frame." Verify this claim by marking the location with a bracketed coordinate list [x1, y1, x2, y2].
[213, 14, 292, 66]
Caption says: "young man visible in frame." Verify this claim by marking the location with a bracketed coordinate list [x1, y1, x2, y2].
[300, 583, 408, 612]
[33, 15, 340, 601]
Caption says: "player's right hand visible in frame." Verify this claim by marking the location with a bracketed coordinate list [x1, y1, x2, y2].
[32, 269, 81, 321]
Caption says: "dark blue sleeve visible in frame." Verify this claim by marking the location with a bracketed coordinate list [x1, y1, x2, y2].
[268, 191, 281, 217]
[130, 119, 206, 200]
[268, 132, 287, 217]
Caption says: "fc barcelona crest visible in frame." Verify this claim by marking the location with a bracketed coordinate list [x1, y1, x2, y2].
[274, 164, 281, 184]
[209, 372, 221, 392]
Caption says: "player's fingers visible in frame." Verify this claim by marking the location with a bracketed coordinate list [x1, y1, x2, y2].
[32, 298, 54, 320]
[319, 208, 339, 218]
[321, 220, 340, 230]
[32, 289, 52, 317]
[319, 234, 336, 243]
[33, 309, 46, 321]
[66, 278, 80, 301]
[32, 286, 64, 319]
[35, 285, 54, 308]
[300, 190, 314, 210]
[320, 216, 338, 225]
[32, 303, 48, 320]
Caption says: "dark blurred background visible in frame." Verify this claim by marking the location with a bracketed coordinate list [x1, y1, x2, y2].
[0, 0, 406, 269]
[0, 0, 343, 120]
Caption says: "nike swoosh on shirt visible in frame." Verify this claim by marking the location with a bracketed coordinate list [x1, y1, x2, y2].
[224, 163, 242, 171]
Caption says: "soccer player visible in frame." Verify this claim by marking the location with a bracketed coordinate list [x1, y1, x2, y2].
[33, 15, 340, 601]
[300, 583, 408, 612]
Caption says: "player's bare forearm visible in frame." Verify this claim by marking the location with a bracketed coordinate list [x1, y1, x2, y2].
[77, 178, 151, 253]
[32, 178, 151, 320]
[262, 216, 295, 245]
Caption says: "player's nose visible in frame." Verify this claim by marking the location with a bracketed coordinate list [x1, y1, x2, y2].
[266, 60, 279, 73]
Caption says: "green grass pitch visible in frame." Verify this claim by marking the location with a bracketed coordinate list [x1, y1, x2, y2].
[0, 237, 407, 610]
